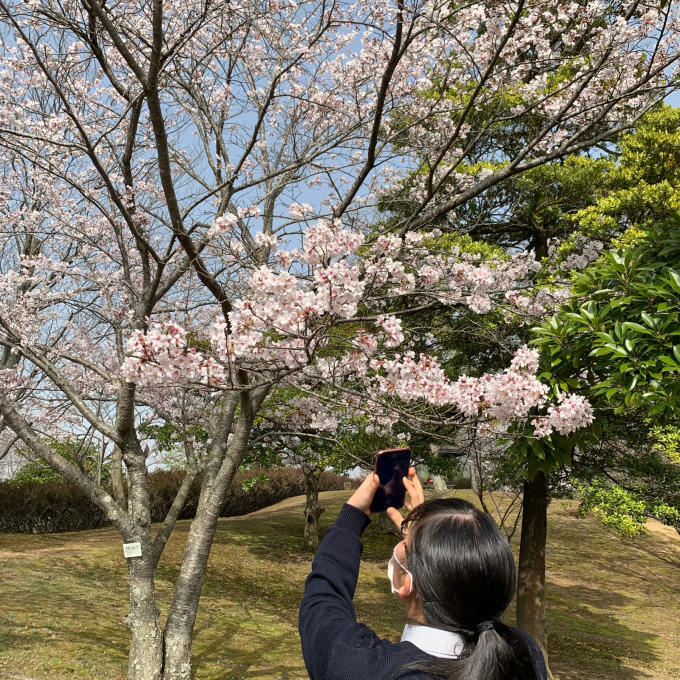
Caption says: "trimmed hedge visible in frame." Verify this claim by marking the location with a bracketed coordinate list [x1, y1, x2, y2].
[0, 481, 107, 534]
[0, 467, 349, 534]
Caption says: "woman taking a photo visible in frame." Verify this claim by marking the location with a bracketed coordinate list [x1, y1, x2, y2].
[298, 468, 547, 680]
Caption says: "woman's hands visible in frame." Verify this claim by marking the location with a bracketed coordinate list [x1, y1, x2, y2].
[387, 468, 424, 535]
[347, 466, 424, 525]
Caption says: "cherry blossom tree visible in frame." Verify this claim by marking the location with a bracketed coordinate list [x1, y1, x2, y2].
[0, 1, 678, 678]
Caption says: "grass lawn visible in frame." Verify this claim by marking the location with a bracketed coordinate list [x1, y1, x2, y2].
[0, 489, 678, 680]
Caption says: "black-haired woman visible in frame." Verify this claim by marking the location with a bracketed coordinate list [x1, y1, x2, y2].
[298, 468, 547, 680]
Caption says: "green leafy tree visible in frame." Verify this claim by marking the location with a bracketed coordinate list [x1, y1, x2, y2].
[383, 156, 618, 660]
[379, 106, 680, 660]
[535, 216, 680, 418]
[570, 105, 680, 248]
[533, 215, 680, 534]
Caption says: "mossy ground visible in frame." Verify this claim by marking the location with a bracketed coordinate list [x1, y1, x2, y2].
[0, 490, 678, 679]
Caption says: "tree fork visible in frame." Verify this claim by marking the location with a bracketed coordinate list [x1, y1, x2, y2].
[162, 389, 267, 680]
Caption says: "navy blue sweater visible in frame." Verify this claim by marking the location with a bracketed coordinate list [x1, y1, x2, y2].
[299, 503, 547, 680]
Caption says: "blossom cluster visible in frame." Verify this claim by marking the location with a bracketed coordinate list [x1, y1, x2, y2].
[264, 396, 340, 432]
[533, 393, 595, 437]
[366, 346, 580, 433]
[122, 322, 225, 387]
[124, 221, 545, 377]
[206, 213, 238, 239]
[122, 219, 594, 438]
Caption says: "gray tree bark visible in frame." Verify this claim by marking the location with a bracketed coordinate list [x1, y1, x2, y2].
[162, 389, 267, 680]
[121, 411, 164, 679]
[432, 474, 448, 497]
[127, 544, 164, 680]
[111, 445, 127, 508]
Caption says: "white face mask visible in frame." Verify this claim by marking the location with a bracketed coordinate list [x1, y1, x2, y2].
[387, 542, 413, 596]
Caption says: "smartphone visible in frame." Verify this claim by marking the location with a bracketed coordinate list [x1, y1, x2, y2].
[370, 447, 411, 513]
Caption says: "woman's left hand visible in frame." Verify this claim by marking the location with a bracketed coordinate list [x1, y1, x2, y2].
[386, 467, 424, 535]
[347, 472, 380, 517]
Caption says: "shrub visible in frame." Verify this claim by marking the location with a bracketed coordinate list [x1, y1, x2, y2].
[13, 438, 111, 485]
[576, 478, 648, 537]
[0, 467, 349, 533]
[651, 501, 680, 528]
[0, 480, 107, 533]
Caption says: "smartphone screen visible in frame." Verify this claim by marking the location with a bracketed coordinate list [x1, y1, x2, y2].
[370, 448, 411, 513]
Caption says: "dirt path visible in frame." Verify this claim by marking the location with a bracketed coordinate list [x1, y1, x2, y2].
[234, 489, 348, 518]
[0, 522, 123, 559]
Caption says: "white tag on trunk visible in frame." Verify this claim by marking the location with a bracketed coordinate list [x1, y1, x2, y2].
[123, 541, 142, 558]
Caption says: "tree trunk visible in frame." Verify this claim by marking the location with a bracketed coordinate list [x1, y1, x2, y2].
[516, 471, 550, 672]
[163, 458, 240, 678]
[95, 438, 104, 485]
[152, 465, 198, 568]
[162, 484, 224, 680]
[432, 474, 448, 497]
[162, 453, 243, 680]
[127, 550, 164, 680]
[163, 389, 266, 680]
[303, 468, 325, 551]
[119, 403, 164, 680]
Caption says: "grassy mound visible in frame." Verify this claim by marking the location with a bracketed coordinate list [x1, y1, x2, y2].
[0, 490, 678, 679]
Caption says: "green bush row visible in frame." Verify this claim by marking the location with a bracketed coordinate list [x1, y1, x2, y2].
[0, 467, 349, 534]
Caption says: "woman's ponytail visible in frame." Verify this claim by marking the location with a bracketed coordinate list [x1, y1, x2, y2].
[460, 622, 537, 680]
[460, 622, 514, 680]
[402, 621, 537, 680]
[397, 500, 540, 680]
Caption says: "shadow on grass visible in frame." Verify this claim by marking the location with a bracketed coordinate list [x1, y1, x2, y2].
[619, 535, 680, 570]
[193, 620, 305, 680]
[548, 582, 659, 680]
[0, 584, 128, 677]
[211, 516, 309, 562]
[211, 493, 399, 568]
[4, 490, 676, 680]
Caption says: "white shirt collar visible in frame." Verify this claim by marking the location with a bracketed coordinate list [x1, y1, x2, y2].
[400, 623, 465, 659]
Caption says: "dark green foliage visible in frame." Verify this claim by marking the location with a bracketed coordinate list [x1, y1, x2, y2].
[534, 214, 680, 418]
[532, 215, 680, 531]
[0, 467, 349, 534]
[146, 467, 348, 522]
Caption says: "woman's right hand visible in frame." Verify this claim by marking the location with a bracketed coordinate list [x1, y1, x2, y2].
[346, 471, 380, 517]
[386, 467, 424, 535]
